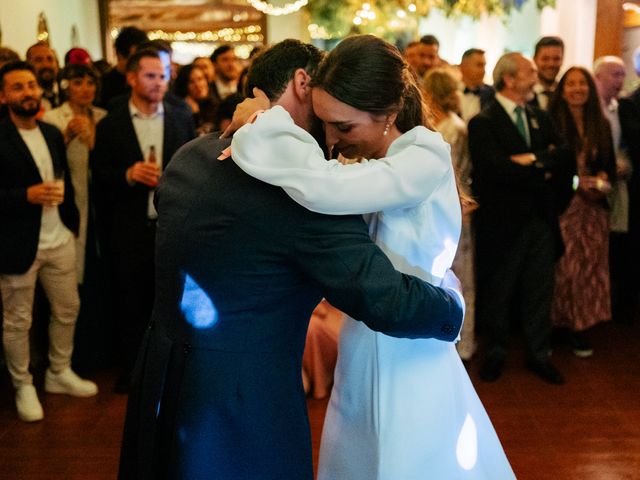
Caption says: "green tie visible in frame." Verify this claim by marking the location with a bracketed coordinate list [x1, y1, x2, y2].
[514, 106, 529, 145]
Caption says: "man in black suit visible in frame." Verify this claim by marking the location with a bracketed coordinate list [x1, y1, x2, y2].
[0, 61, 98, 423]
[92, 50, 196, 392]
[469, 52, 571, 385]
[118, 39, 464, 480]
[209, 44, 240, 103]
[595, 56, 640, 322]
[529, 36, 564, 111]
[98, 26, 148, 109]
[459, 48, 495, 123]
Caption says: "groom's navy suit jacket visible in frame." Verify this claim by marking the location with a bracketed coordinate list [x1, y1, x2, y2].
[118, 134, 463, 480]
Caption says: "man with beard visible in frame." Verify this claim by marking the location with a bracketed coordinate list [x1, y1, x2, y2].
[529, 36, 564, 110]
[118, 39, 463, 480]
[26, 42, 61, 110]
[0, 61, 98, 422]
[92, 50, 196, 393]
[209, 44, 240, 103]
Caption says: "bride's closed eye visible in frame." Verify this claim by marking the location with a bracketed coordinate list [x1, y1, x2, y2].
[335, 124, 352, 133]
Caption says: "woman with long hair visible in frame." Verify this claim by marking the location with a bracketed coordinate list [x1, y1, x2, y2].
[547, 66, 615, 356]
[43, 64, 106, 284]
[230, 35, 513, 479]
[173, 63, 217, 135]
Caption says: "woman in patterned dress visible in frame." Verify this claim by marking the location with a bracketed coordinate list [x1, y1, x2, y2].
[548, 66, 616, 356]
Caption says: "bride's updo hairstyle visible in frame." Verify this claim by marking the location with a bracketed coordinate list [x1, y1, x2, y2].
[311, 34, 429, 133]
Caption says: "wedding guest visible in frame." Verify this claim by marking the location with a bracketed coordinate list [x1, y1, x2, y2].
[459, 48, 494, 122]
[0, 46, 20, 68]
[173, 63, 217, 135]
[92, 49, 195, 392]
[26, 42, 61, 110]
[0, 61, 97, 422]
[194, 56, 216, 83]
[548, 66, 616, 356]
[469, 52, 572, 384]
[210, 44, 240, 102]
[424, 68, 477, 360]
[98, 26, 147, 108]
[302, 300, 344, 399]
[594, 56, 639, 322]
[530, 36, 564, 110]
[43, 64, 106, 284]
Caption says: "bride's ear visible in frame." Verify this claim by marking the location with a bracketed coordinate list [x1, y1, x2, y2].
[293, 68, 311, 100]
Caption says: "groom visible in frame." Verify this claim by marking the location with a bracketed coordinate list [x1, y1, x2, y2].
[119, 39, 463, 480]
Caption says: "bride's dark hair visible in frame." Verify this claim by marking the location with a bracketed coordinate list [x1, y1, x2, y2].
[311, 34, 430, 132]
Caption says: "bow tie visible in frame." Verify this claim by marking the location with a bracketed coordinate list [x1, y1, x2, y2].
[464, 87, 481, 96]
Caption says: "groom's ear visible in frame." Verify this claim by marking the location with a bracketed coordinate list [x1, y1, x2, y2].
[292, 68, 311, 100]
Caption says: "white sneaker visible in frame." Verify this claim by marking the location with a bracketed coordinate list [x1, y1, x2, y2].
[45, 368, 98, 397]
[16, 385, 44, 422]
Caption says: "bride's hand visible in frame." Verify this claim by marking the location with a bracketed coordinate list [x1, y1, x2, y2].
[220, 88, 271, 139]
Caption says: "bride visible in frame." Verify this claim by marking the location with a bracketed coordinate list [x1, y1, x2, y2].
[230, 35, 515, 479]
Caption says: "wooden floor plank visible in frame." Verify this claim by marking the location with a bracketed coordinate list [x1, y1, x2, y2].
[0, 319, 638, 479]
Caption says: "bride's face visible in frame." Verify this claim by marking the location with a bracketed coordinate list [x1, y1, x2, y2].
[311, 87, 390, 160]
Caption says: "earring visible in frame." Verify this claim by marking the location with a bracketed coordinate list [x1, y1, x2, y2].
[383, 122, 391, 136]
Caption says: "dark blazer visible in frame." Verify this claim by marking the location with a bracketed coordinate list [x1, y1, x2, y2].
[118, 135, 464, 480]
[468, 99, 572, 260]
[0, 117, 79, 274]
[464, 83, 495, 110]
[92, 99, 196, 253]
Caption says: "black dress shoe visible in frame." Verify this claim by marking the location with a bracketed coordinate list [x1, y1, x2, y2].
[479, 357, 505, 382]
[525, 359, 565, 385]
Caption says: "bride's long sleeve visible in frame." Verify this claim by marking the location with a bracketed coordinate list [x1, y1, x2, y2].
[230, 106, 453, 215]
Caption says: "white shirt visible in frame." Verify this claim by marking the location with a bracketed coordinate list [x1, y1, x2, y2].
[532, 82, 556, 111]
[603, 97, 631, 232]
[459, 85, 482, 123]
[495, 92, 531, 146]
[18, 127, 72, 250]
[214, 79, 237, 100]
[129, 101, 164, 219]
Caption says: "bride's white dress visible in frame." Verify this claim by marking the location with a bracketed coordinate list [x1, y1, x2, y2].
[231, 107, 515, 479]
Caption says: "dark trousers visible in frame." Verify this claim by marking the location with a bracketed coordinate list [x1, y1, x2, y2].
[112, 223, 156, 378]
[609, 231, 637, 320]
[476, 217, 556, 363]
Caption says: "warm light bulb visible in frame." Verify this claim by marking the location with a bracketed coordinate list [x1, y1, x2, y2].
[353, 16, 363, 25]
[408, 3, 417, 12]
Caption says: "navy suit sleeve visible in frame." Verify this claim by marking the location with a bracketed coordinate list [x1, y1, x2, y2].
[292, 215, 463, 341]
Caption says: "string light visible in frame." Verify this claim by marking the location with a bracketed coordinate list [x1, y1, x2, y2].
[248, 0, 308, 16]
[144, 27, 263, 43]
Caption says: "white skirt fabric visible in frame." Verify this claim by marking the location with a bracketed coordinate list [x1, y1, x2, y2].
[318, 318, 516, 480]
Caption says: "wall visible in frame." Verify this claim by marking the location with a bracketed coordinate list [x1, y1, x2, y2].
[0, 0, 102, 60]
[266, 10, 310, 44]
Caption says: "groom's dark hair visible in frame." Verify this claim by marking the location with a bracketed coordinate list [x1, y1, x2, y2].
[245, 39, 324, 102]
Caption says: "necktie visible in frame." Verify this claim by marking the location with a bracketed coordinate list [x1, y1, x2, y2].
[514, 106, 529, 145]
[464, 87, 481, 96]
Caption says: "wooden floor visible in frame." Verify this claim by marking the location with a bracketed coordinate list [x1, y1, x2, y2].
[0, 318, 638, 479]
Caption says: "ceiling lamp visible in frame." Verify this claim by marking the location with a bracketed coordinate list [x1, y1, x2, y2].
[248, 0, 308, 16]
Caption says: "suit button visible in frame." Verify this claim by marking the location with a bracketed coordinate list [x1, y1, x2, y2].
[441, 324, 454, 334]
[183, 342, 192, 354]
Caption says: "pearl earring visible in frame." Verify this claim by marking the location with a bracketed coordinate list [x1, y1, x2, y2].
[383, 122, 391, 136]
